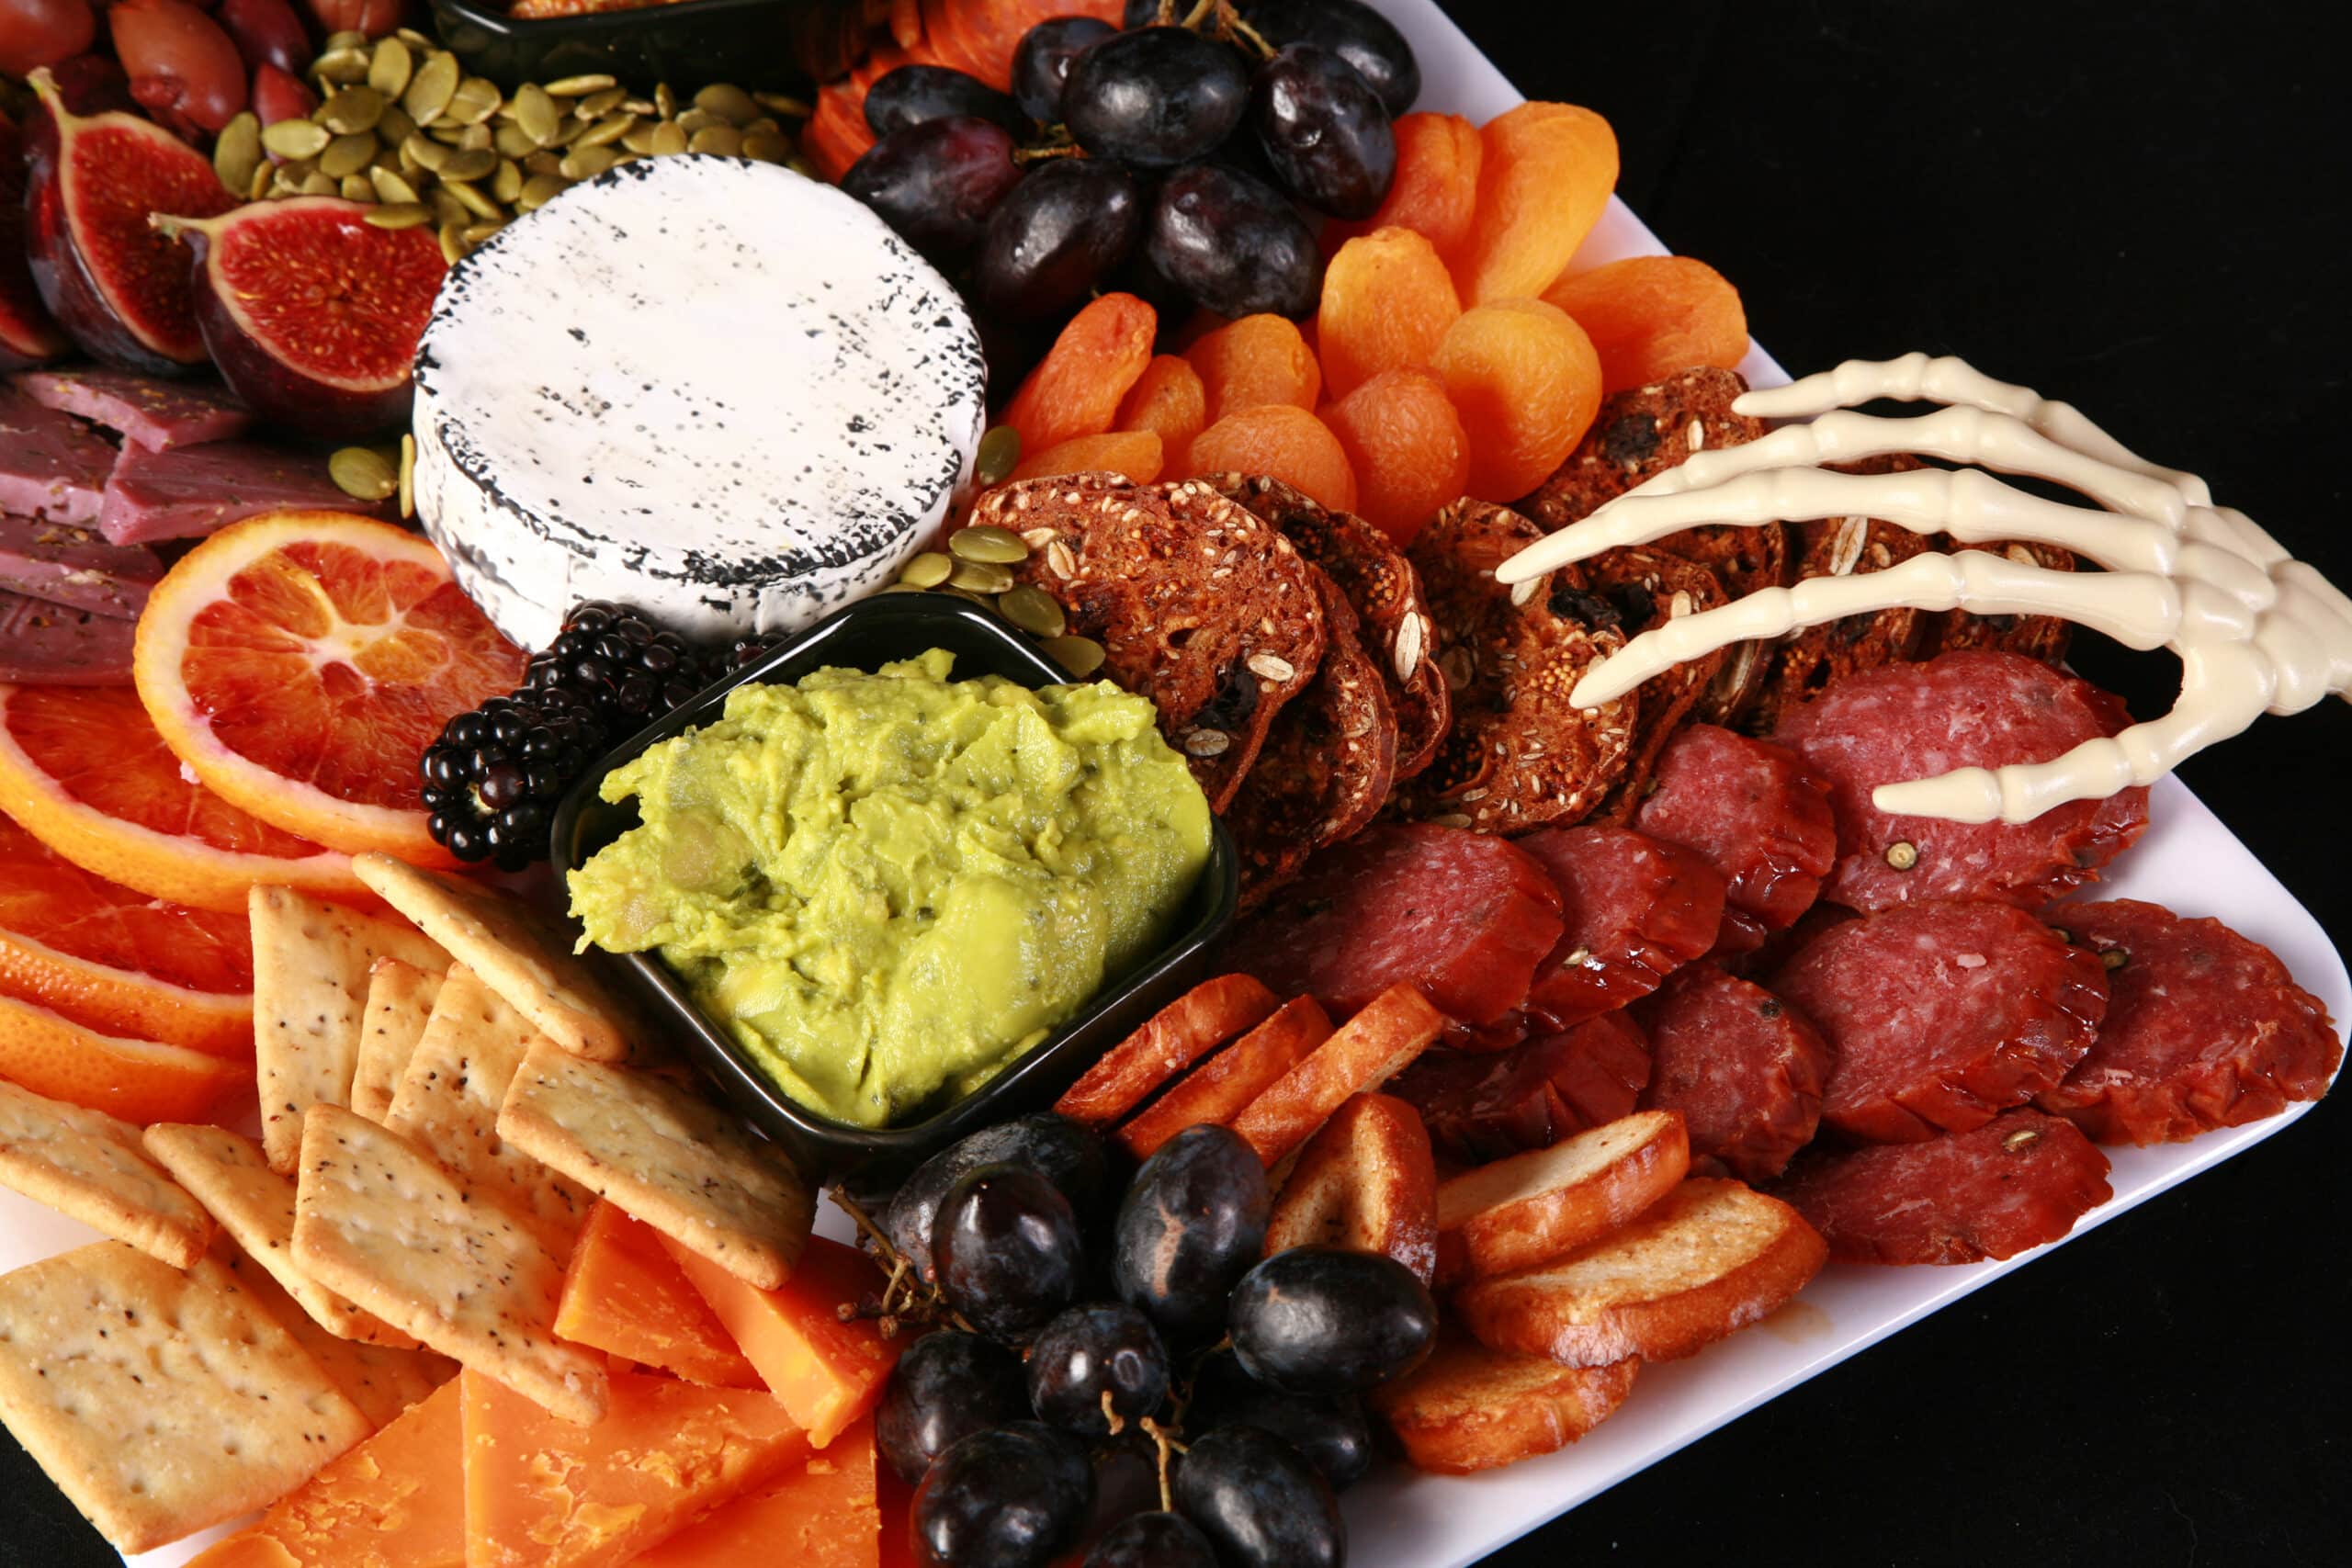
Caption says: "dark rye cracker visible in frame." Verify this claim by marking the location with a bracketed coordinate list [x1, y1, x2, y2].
[1559, 547, 1730, 824]
[984, 474, 1329, 810]
[1201, 473, 1451, 782]
[1922, 537, 2076, 666]
[1396, 500, 1635, 834]
[1227, 570, 1399, 908]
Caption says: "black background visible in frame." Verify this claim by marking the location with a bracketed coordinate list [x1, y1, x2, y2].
[4, 1, 2346, 1564]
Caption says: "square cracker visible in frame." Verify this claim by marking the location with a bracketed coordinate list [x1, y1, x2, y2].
[384, 964, 589, 1254]
[0, 1078, 212, 1268]
[497, 1040, 813, 1291]
[351, 958, 444, 1123]
[142, 1122, 418, 1349]
[0, 1242, 372, 1553]
[355, 852, 632, 1063]
[251, 885, 449, 1173]
[215, 1242, 458, 1428]
[291, 1103, 607, 1425]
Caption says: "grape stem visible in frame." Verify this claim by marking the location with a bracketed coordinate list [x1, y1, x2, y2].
[1012, 142, 1086, 165]
[826, 1186, 978, 1337]
[1140, 1416, 1189, 1512]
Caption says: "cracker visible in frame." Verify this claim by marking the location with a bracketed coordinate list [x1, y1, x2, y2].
[251, 885, 450, 1173]
[0, 1242, 371, 1552]
[0, 1078, 212, 1268]
[141, 1121, 418, 1349]
[291, 1104, 608, 1425]
[215, 1242, 457, 1428]
[351, 958, 444, 1123]
[384, 964, 590, 1254]
[496, 1039, 813, 1291]
[354, 852, 632, 1063]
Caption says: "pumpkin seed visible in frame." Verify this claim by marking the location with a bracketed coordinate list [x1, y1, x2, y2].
[438, 221, 469, 265]
[673, 107, 721, 135]
[461, 219, 504, 244]
[323, 29, 368, 52]
[741, 131, 790, 164]
[1043, 637, 1107, 679]
[543, 73, 618, 96]
[949, 525, 1030, 565]
[338, 172, 374, 201]
[517, 174, 570, 211]
[752, 91, 812, 118]
[899, 552, 954, 589]
[693, 83, 758, 126]
[620, 97, 656, 117]
[578, 86, 628, 118]
[448, 78, 503, 126]
[366, 201, 434, 230]
[513, 83, 560, 146]
[269, 168, 303, 197]
[620, 122, 660, 155]
[300, 170, 339, 197]
[261, 118, 331, 160]
[320, 131, 378, 179]
[375, 103, 417, 147]
[654, 83, 677, 119]
[247, 160, 272, 200]
[395, 27, 435, 50]
[649, 120, 689, 157]
[312, 46, 370, 85]
[430, 186, 469, 227]
[492, 158, 523, 203]
[946, 559, 1015, 595]
[443, 177, 500, 220]
[368, 38, 413, 98]
[559, 143, 616, 180]
[402, 51, 458, 125]
[523, 150, 563, 177]
[437, 147, 498, 183]
[786, 154, 817, 178]
[686, 125, 741, 158]
[212, 113, 261, 197]
[974, 426, 1021, 486]
[575, 112, 634, 149]
[397, 434, 415, 519]
[999, 585, 1068, 639]
[453, 121, 492, 152]
[320, 84, 385, 135]
[330, 445, 397, 501]
[494, 120, 537, 159]
[403, 130, 450, 173]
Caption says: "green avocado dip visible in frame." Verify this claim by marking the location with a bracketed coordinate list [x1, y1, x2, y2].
[568, 649, 1213, 1128]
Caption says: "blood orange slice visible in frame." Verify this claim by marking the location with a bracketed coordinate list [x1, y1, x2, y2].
[0, 811, 252, 1056]
[133, 511, 528, 865]
[0, 683, 362, 912]
[0, 990, 244, 1124]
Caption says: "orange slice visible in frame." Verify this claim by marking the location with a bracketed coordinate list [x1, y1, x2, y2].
[0, 812, 253, 1056]
[0, 990, 245, 1124]
[0, 683, 362, 913]
[132, 512, 528, 865]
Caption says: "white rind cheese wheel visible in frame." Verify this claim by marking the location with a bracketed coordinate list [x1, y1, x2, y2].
[413, 157, 986, 649]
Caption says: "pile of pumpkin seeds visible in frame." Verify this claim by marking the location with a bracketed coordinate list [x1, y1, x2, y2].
[210, 28, 811, 266]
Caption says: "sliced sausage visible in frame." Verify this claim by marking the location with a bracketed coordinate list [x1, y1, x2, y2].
[2035, 899, 2343, 1144]
[1516, 826, 1725, 1028]
[1772, 649, 2152, 913]
[1772, 899, 2109, 1144]
[1634, 962, 1831, 1183]
[1393, 1012, 1651, 1167]
[1773, 1108, 2112, 1265]
[1633, 724, 1836, 933]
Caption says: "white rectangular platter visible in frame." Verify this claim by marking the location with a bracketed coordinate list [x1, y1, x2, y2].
[0, 2, 2339, 1564]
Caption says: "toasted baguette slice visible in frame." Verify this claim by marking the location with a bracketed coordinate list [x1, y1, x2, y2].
[1055, 975, 1283, 1127]
[1232, 984, 1444, 1168]
[1368, 1332, 1637, 1475]
[1457, 1178, 1826, 1367]
[1262, 1092, 1439, 1284]
[1118, 997, 1332, 1160]
[1437, 1110, 1690, 1281]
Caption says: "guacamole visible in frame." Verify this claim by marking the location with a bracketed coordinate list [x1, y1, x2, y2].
[568, 649, 1213, 1128]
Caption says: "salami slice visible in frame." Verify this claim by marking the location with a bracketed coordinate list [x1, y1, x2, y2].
[1634, 723, 1837, 933]
[1393, 1012, 1652, 1167]
[2034, 899, 2342, 1145]
[1773, 649, 2153, 913]
[1773, 1108, 2112, 1265]
[1772, 899, 2109, 1143]
[1516, 826, 1726, 1028]
[1635, 962, 1831, 1184]
[1229, 822, 1563, 1028]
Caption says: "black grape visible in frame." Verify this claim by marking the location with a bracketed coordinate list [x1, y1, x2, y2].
[1012, 16, 1116, 124]
[933, 1163, 1086, 1343]
[1228, 1247, 1438, 1395]
[1064, 26, 1250, 167]
[1086, 1511, 1219, 1568]
[885, 1112, 1113, 1281]
[877, 1330, 1031, 1483]
[1144, 164, 1321, 320]
[1111, 1124, 1269, 1340]
[1245, 0, 1421, 116]
[841, 117, 1022, 263]
[974, 157, 1145, 323]
[865, 63, 1020, 135]
[1186, 1348, 1374, 1492]
[914, 1422, 1094, 1568]
[1171, 1426, 1343, 1568]
[1250, 42, 1396, 219]
[1028, 1303, 1171, 1438]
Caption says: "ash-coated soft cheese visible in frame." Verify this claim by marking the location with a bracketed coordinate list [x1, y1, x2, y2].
[413, 157, 986, 649]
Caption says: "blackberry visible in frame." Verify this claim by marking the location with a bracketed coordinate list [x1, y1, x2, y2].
[518, 600, 713, 731]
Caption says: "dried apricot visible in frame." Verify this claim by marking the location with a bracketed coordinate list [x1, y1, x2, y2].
[1430, 298, 1601, 502]
[1185, 313, 1322, 423]
[1452, 102, 1619, 306]
[1000, 291, 1159, 457]
[1008, 429, 1165, 486]
[1114, 355, 1207, 470]
[1186, 404, 1358, 513]
[1324, 111, 1484, 255]
[1542, 255, 1749, 391]
[1323, 368, 1469, 547]
[1317, 227, 1462, 399]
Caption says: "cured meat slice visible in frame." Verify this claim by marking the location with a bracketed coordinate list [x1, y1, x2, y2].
[1396, 499, 1634, 833]
[0, 590, 135, 683]
[1634, 723, 1836, 933]
[1562, 547, 1728, 823]
[1517, 826, 1725, 1028]
[1773, 900, 2109, 1143]
[1773, 1108, 2113, 1265]
[2034, 899, 2342, 1144]
[0, 515, 161, 619]
[1635, 962, 1831, 1183]
[11, 367, 251, 451]
[1773, 649, 2153, 913]
[1392, 1012, 1652, 1166]
[98, 441, 393, 546]
[0, 387, 114, 526]
[1230, 823, 1562, 1029]
[989, 474, 1328, 810]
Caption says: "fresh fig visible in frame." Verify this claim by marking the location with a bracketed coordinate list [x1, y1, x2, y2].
[300, 0, 402, 39]
[23, 69, 237, 373]
[0, 0, 96, 80]
[157, 197, 448, 441]
[46, 53, 139, 117]
[216, 0, 310, 80]
[0, 109, 72, 371]
[110, 0, 249, 135]
[251, 61, 318, 134]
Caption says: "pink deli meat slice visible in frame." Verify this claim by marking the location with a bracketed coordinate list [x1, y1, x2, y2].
[0, 387, 115, 526]
[98, 440, 390, 545]
[0, 588, 135, 683]
[0, 513, 162, 618]
[10, 367, 253, 451]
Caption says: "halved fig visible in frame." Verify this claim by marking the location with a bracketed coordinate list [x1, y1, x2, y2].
[23, 68, 236, 373]
[0, 107, 72, 370]
[157, 197, 447, 441]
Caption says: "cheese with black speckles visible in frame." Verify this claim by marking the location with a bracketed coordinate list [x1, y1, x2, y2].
[411, 157, 986, 649]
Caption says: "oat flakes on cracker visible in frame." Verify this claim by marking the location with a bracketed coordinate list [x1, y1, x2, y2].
[0, 1078, 213, 1268]
[351, 958, 444, 1123]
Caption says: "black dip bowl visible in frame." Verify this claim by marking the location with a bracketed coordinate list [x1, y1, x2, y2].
[431, 0, 875, 95]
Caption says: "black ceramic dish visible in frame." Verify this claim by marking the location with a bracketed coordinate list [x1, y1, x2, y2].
[430, 0, 875, 94]
[552, 591, 1240, 1179]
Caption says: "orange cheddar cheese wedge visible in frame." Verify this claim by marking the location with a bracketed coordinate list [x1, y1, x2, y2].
[557, 1201, 762, 1389]
[461, 1368, 808, 1568]
[876, 1457, 919, 1568]
[661, 1234, 900, 1449]
[631, 1412, 881, 1568]
[184, 1376, 465, 1568]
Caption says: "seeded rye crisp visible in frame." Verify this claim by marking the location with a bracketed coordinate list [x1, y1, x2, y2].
[1566, 545, 1732, 823]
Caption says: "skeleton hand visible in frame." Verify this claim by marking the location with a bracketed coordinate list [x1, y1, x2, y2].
[1495, 353, 2352, 825]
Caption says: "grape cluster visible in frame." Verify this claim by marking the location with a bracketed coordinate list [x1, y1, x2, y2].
[870, 1115, 1439, 1567]
[841, 0, 1417, 352]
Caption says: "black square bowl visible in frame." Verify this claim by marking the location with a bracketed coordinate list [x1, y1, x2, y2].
[429, 0, 873, 95]
[551, 591, 1239, 1179]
